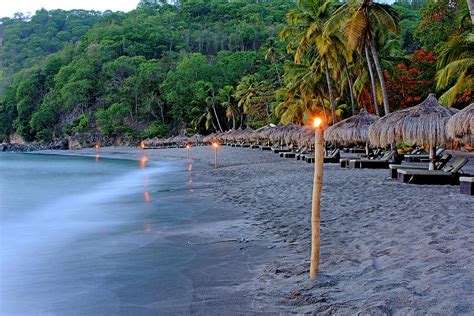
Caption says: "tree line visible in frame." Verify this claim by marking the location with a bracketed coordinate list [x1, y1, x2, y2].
[0, 0, 471, 144]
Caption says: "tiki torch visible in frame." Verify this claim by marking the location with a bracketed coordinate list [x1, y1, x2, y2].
[212, 142, 219, 168]
[310, 117, 324, 279]
[186, 144, 190, 159]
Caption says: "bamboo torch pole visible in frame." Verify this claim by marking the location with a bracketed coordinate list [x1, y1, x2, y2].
[186, 144, 190, 159]
[212, 142, 218, 168]
[310, 117, 324, 279]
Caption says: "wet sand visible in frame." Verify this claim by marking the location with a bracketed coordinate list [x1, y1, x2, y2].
[41, 146, 474, 314]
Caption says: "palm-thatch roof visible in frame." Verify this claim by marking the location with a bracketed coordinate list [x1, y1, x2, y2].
[446, 103, 473, 146]
[325, 109, 379, 145]
[189, 134, 204, 144]
[368, 94, 458, 147]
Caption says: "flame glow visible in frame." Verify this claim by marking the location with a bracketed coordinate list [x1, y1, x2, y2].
[95, 144, 100, 149]
[212, 142, 219, 148]
[95, 154, 100, 161]
[140, 142, 145, 150]
[313, 117, 323, 128]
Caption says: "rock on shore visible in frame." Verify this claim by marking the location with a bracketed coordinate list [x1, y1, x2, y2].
[0, 140, 67, 152]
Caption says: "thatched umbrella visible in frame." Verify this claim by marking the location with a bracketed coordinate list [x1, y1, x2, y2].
[189, 134, 204, 145]
[368, 94, 458, 169]
[254, 124, 275, 144]
[171, 134, 189, 146]
[446, 103, 473, 148]
[325, 109, 379, 154]
[203, 133, 216, 143]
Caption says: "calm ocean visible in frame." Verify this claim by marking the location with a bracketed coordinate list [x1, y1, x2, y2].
[0, 153, 213, 314]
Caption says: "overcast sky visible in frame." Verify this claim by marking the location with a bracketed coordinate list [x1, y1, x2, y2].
[1, 0, 140, 18]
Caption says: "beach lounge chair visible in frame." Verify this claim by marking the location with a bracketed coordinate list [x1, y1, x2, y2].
[305, 149, 341, 163]
[397, 157, 469, 185]
[271, 144, 293, 154]
[349, 151, 395, 169]
[345, 147, 366, 154]
[388, 153, 452, 178]
[324, 148, 340, 163]
[341, 150, 390, 168]
[340, 148, 382, 168]
[404, 148, 444, 162]
[296, 148, 310, 160]
[280, 146, 307, 158]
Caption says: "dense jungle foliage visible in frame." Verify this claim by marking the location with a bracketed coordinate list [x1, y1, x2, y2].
[0, 0, 472, 144]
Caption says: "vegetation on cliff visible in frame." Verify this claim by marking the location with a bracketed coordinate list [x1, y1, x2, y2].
[0, 0, 471, 144]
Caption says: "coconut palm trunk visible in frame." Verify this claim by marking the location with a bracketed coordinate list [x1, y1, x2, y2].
[345, 64, 356, 115]
[365, 45, 380, 116]
[212, 104, 224, 132]
[369, 36, 390, 115]
[324, 58, 337, 124]
[318, 95, 329, 123]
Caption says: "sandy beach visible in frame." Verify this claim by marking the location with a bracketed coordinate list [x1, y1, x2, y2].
[40, 146, 474, 314]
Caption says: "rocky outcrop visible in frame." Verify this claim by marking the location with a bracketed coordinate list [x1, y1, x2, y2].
[0, 143, 46, 152]
[1, 139, 68, 152]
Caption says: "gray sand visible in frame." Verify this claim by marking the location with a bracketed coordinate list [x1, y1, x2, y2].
[41, 146, 474, 314]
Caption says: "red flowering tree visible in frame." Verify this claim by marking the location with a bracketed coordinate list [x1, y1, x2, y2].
[414, 0, 459, 51]
[386, 49, 437, 110]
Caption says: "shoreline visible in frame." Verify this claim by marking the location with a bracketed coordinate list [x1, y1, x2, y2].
[27, 146, 474, 313]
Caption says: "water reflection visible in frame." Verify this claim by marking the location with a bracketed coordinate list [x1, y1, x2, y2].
[140, 155, 148, 169]
[144, 191, 151, 203]
[95, 154, 100, 161]
[144, 223, 152, 234]
[188, 164, 193, 173]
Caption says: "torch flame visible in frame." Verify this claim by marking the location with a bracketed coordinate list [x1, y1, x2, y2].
[186, 144, 190, 149]
[313, 117, 323, 128]
[95, 144, 100, 149]
[140, 142, 145, 150]
[212, 142, 219, 148]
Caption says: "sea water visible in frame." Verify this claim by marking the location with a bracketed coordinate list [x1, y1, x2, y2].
[0, 153, 204, 314]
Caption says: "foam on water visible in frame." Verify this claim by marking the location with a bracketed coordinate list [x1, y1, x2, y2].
[0, 153, 188, 314]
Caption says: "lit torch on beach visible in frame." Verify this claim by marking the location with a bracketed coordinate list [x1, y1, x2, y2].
[212, 142, 219, 169]
[310, 117, 324, 279]
[185, 144, 190, 159]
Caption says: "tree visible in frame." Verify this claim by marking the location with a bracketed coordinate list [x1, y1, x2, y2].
[280, 0, 341, 123]
[326, 0, 400, 115]
[436, 33, 474, 106]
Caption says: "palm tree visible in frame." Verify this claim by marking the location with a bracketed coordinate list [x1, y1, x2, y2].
[235, 74, 259, 124]
[326, 0, 399, 115]
[218, 85, 238, 129]
[280, 0, 341, 123]
[436, 33, 474, 106]
[263, 38, 283, 85]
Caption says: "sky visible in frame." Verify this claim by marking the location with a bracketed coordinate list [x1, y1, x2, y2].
[0, 0, 140, 18]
